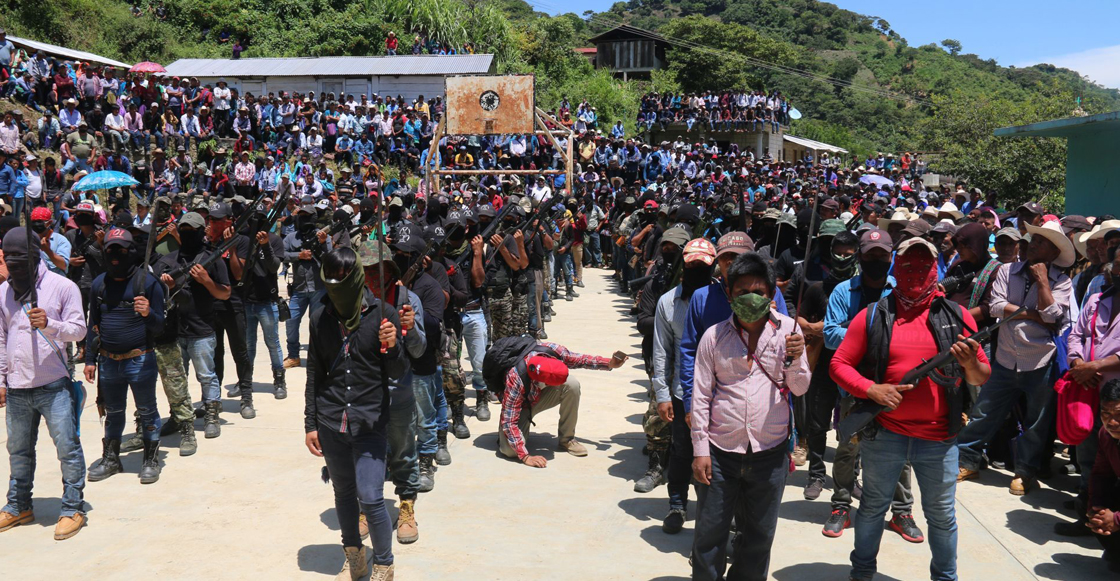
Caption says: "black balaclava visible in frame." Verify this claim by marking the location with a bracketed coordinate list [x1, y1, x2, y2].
[179, 228, 204, 259]
[3, 228, 41, 301]
[681, 263, 711, 301]
[106, 244, 135, 280]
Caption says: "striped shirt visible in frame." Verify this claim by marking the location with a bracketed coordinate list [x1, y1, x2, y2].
[989, 262, 1072, 371]
[691, 313, 810, 456]
[499, 342, 611, 460]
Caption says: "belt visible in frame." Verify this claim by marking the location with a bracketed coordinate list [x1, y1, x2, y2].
[464, 300, 482, 311]
[99, 348, 152, 361]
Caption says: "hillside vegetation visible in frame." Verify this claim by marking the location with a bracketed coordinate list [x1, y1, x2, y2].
[3, 0, 1117, 202]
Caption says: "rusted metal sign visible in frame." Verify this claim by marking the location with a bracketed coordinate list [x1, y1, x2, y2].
[445, 75, 535, 135]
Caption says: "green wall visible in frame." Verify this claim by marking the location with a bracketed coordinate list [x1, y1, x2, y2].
[1066, 128, 1120, 216]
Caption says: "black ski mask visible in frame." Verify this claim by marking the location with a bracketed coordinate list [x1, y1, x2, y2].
[3, 229, 41, 301]
[179, 228, 204, 258]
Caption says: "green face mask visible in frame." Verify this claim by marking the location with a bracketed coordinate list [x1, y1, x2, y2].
[730, 292, 771, 324]
[322, 262, 366, 332]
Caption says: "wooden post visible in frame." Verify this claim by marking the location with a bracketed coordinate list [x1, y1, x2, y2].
[424, 117, 444, 197]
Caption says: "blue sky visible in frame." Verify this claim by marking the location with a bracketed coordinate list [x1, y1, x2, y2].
[534, 0, 1120, 88]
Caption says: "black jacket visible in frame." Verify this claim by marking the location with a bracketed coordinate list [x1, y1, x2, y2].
[304, 289, 409, 435]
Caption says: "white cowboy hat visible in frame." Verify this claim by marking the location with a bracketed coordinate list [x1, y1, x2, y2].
[1026, 221, 1076, 269]
[937, 202, 963, 220]
[877, 209, 915, 230]
[1076, 219, 1120, 258]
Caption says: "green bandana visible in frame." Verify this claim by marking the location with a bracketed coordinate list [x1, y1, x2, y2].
[730, 293, 771, 324]
[322, 262, 366, 332]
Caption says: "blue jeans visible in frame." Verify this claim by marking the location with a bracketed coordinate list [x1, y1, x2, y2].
[387, 381, 419, 499]
[957, 360, 1055, 478]
[412, 371, 445, 454]
[554, 251, 573, 287]
[99, 352, 161, 442]
[4, 377, 86, 517]
[692, 445, 788, 581]
[318, 423, 393, 564]
[12, 197, 24, 222]
[460, 310, 488, 392]
[61, 158, 93, 175]
[179, 334, 220, 403]
[851, 428, 958, 581]
[586, 231, 602, 265]
[245, 301, 283, 373]
[285, 291, 317, 360]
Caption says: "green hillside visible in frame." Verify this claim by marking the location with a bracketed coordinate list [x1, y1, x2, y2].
[3, 0, 1117, 202]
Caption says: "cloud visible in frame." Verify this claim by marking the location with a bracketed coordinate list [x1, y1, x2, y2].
[1019, 44, 1120, 89]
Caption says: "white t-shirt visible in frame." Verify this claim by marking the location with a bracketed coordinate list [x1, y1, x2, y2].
[529, 184, 551, 204]
[213, 87, 231, 111]
[24, 170, 43, 199]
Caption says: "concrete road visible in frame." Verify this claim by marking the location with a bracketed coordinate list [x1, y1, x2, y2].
[0, 268, 1111, 580]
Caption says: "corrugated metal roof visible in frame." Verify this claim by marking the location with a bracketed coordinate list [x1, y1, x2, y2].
[784, 134, 848, 154]
[9, 35, 132, 69]
[164, 54, 494, 78]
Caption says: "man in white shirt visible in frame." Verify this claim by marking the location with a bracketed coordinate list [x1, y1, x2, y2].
[212, 80, 232, 137]
[103, 109, 128, 153]
[528, 176, 551, 205]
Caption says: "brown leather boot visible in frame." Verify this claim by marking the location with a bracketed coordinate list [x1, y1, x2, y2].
[335, 546, 369, 581]
[397, 499, 418, 544]
[53, 513, 86, 540]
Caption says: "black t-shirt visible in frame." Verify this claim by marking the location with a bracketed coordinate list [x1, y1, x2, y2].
[409, 272, 445, 375]
[775, 245, 805, 282]
[527, 232, 546, 270]
[239, 233, 285, 303]
[484, 234, 520, 291]
[213, 234, 251, 310]
[152, 254, 180, 344]
[167, 249, 231, 339]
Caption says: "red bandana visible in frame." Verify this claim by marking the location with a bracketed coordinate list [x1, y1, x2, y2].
[894, 252, 941, 313]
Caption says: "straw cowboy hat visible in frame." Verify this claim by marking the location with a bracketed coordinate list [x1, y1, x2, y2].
[877, 209, 915, 230]
[937, 202, 964, 220]
[1026, 221, 1076, 269]
[1075, 219, 1120, 258]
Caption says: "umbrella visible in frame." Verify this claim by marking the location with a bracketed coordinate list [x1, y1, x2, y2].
[73, 171, 140, 191]
[860, 174, 894, 188]
[130, 61, 166, 74]
[789, 108, 803, 120]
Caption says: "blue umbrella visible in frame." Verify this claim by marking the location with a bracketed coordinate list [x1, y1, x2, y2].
[73, 170, 139, 191]
[860, 174, 894, 188]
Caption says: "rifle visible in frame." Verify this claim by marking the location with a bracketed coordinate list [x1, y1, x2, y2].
[482, 199, 546, 270]
[452, 201, 515, 270]
[136, 197, 172, 297]
[786, 192, 820, 367]
[164, 190, 267, 307]
[738, 182, 747, 232]
[939, 271, 976, 296]
[234, 189, 291, 289]
[24, 198, 36, 308]
[400, 237, 440, 288]
[837, 305, 1026, 442]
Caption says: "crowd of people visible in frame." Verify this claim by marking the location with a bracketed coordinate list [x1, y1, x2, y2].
[638, 90, 793, 134]
[0, 43, 1118, 581]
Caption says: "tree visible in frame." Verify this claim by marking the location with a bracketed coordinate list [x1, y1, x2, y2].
[941, 39, 962, 56]
[660, 16, 801, 92]
[876, 18, 890, 33]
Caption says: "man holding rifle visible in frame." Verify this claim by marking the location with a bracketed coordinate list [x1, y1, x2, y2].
[239, 204, 288, 399]
[830, 236, 991, 581]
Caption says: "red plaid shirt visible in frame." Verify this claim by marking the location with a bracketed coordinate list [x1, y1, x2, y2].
[500, 342, 611, 460]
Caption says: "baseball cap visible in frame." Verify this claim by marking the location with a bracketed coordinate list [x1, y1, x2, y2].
[661, 227, 690, 248]
[1060, 215, 1091, 235]
[208, 202, 232, 219]
[859, 228, 892, 254]
[902, 219, 931, 238]
[644, 199, 660, 210]
[104, 228, 133, 249]
[357, 240, 398, 273]
[897, 237, 939, 257]
[816, 219, 846, 238]
[75, 201, 96, 213]
[931, 220, 958, 235]
[30, 207, 53, 222]
[683, 238, 716, 266]
[821, 198, 840, 212]
[526, 356, 569, 386]
[1017, 202, 1044, 215]
[715, 231, 754, 258]
[995, 227, 1022, 242]
[179, 212, 206, 230]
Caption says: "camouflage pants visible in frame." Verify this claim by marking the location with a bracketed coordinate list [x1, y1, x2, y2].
[155, 341, 195, 425]
[440, 327, 466, 411]
[488, 289, 516, 342]
[511, 291, 530, 337]
[642, 396, 672, 454]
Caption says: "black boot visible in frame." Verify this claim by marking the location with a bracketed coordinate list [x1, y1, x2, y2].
[240, 384, 256, 419]
[567, 285, 578, 300]
[88, 438, 123, 482]
[435, 430, 452, 466]
[418, 453, 436, 493]
[451, 405, 470, 439]
[475, 391, 492, 422]
[139, 439, 162, 484]
[121, 418, 144, 452]
[178, 421, 198, 457]
[634, 449, 667, 493]
[159, 415, 180, 437]
[273, 368, 287, 400]
[204, 401, 221, 439]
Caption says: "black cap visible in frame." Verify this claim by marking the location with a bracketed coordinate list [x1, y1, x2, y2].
[209, 202, 232, 219]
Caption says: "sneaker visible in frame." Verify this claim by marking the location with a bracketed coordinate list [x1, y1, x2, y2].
[804, 478, 825, 501]
[283, 357, 302, 369]
[662, 508, 686, 535]
[957, 467, 980, 482]
[888, 513, 925, 543]
[822, 508, 851, 538]
[559, 439, 588, 457]
[396, 499, 418, 544]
